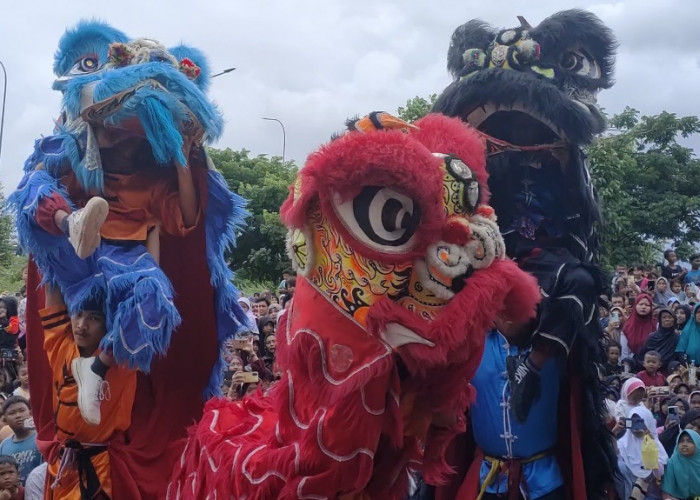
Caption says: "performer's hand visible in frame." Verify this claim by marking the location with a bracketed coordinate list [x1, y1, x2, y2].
[176, 135, 197, 169]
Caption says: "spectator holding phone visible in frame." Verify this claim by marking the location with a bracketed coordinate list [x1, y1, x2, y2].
[615, 378, 646, 425]
[616, 406, 668, 499]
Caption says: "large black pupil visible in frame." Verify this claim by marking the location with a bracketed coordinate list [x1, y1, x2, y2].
[562, 53, 576, 69]
[381, 198, 404, 231]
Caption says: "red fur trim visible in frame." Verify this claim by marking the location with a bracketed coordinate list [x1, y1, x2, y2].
[411, 114, 490, 203]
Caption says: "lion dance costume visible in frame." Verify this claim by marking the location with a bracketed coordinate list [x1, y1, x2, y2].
[430, 10, 619, 499]
[7, 21, 248, 498]
[170, 113, 540, 499]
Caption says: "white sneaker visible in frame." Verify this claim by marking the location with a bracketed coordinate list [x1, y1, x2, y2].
[66, 197, 109, 259]
[71, 356, 109, 426]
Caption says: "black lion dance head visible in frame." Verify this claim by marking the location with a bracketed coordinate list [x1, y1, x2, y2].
[434, 9, 617, 263]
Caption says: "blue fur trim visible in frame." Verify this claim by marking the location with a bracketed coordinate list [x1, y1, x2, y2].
[54, 20, 128, 76]
[202, 169, 250, 397]
[5, 170, 73, 267]
[168, 45, 211, 92]
[97, 248, 181, 371]
[103, 277, 182, 371]
[134, 90, 186, 165]
[63, 62, 224, 143]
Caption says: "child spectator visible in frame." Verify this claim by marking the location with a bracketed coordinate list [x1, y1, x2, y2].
[601, 342, 623, 378]
[0, 397, 42, 485]
[616, 406, 668, 500]
[676, 304, 700, 365]
[0, 455, 25, 499]
[661, 429, 700, 499]
[10, 368, 28, 403]
[615, 377, 646, 423]
[636, 351, 666, 388]
[637, 308, 679, 370]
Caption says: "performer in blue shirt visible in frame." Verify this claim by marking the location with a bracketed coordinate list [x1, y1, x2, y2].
[471, 328, 565, 500]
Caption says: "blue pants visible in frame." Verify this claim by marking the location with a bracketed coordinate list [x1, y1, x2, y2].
[8, 169, 180, 371]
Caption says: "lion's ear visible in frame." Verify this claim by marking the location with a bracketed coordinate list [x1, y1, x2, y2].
[168, 45, 212, 92]
[447, 19, 497, 78]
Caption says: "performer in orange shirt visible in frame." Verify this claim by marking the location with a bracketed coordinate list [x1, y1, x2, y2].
[39, 284, 136, 500]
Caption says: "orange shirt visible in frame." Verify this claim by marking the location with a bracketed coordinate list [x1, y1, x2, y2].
[40, 306, 136, 500]
[63, 168, 199, 241]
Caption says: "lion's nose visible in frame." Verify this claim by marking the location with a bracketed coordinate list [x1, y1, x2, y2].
[441, 217, 472, 247]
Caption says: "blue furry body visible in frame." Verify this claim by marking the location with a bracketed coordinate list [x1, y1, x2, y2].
[7, 20, 249, 397]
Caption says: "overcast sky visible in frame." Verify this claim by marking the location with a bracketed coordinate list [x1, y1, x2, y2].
[1, 0, 698, 195]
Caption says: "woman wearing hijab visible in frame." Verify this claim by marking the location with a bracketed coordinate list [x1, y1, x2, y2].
[653, 277, 677, 307]
[675, 304, 691, 331]
[237, 297, 260, 335]
[637, 307, 680, 370]
[676, 303, 700, 364]
[661, 429, 700, 499]
[622, 293, 657, 357]
[616, 405, 668, 500]
[660, 408, 700, 457]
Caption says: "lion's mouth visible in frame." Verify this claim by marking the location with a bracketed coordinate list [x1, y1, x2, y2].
[469, 103, 564, 146]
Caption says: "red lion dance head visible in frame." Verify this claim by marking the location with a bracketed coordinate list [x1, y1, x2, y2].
[170, 112, 540, 500]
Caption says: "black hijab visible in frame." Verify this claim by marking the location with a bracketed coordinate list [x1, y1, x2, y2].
[676, 304, 692, 330]
[660, 407, 700, 456]
[640, 307, 679, 367]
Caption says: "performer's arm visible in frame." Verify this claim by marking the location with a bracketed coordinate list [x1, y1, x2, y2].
[175, 136, 199, 228]
[44, 284, 65, 308]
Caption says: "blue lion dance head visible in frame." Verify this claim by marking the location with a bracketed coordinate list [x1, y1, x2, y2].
[48, 19, 223, 191]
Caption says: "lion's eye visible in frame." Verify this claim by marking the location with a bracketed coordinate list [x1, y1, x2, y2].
[560, 50, 600, 78]
[332, 187, 421, 253]
[69, 56, 101, 75]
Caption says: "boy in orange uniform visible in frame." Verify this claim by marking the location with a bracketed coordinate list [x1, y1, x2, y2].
[39, 285, 135, 499]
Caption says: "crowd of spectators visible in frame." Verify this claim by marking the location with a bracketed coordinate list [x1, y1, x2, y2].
[220, 271, 295, 401]
[599, 250, 700, 499]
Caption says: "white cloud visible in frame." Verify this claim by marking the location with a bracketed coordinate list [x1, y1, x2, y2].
[1, 0, 699, 195]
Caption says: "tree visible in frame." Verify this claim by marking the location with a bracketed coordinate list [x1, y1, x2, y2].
[396, 94, 438, 123]
[209, 148, 298, 284]
[0, 184, 15, 267]
[587, 107, 700, 269]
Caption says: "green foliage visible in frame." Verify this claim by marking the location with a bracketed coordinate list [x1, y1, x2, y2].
[397, 94, 438, 123]
[209, 148, 298, 283]
[0, 184, 14, 267]
[0, 255, 27, 295]
[588, 107, 700, 269]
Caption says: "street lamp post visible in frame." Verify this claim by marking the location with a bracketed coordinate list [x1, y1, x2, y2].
[262, 117, 286, 163]
[211, 67, 236, 78]
[0, 61, 7, 164]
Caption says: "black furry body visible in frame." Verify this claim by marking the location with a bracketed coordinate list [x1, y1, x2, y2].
[433, 9, 618, 500]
